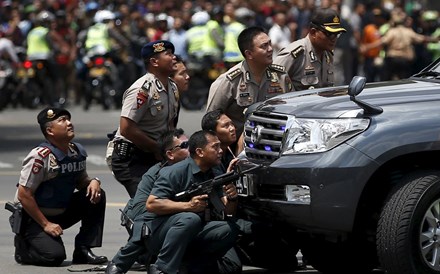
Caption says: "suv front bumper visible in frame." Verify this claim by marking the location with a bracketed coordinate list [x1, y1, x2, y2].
[239, 143, 379, 235]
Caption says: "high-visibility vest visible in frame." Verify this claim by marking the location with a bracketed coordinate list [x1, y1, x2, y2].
[26, 26, 50, 57]
[85, 23, 111, 51]
[187, 24, 220, 57]
[223, 21, 245, 63]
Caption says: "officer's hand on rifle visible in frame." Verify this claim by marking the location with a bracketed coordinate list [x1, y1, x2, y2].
[188, 194, 209, 213]
[224, 183, 238, 202]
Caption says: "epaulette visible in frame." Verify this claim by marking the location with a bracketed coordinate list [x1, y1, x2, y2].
[226, 69, 243, 81]
[141, 80, 152, 94]
[269, 64, 286, 73]
[37, 146, 51, 158]
[290, 46, 305, 59]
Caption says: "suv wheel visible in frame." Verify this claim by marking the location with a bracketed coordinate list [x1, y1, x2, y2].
[377, 171, 440, 274]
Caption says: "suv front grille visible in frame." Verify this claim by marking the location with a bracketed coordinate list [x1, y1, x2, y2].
[244, 112, 288, 161]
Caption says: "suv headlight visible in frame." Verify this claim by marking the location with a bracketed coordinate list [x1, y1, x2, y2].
[280, 117, 370, 155]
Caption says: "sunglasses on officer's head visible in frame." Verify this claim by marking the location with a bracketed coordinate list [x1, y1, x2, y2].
[170, 141, 189, 151]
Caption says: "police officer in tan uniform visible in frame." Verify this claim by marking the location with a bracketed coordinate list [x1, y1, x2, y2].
[111, 40, 179, 197]
[207, 26, 293, 146]
[274, 8, 346, 91]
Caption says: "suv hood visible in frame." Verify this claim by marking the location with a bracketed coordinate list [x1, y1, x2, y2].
[258, 79, 440, 118]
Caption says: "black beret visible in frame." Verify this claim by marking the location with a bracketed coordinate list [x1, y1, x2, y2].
[141, 40, 175, 59]
[311, 8, 346, 33]
[37, 107, 71, 125]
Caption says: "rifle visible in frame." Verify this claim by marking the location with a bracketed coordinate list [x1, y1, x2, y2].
[174, 165, 261, 212]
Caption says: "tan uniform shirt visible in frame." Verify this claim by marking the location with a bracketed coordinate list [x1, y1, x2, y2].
[115, 73, 179, 145]
[381, 25, 425, 61]
[274, 35, 334, 91]
[206, 60, 293, 136]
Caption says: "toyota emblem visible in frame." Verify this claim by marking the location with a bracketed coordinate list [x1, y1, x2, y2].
[251, 125, 264, 144]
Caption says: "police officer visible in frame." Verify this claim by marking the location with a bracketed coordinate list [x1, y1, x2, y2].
[206, 26, 293, 140]
[13, 107, 107, 266]
[105, 129, 189, 274]
[26, 10, 57, 106]
[273, 8, 346, 90]
[146, 130, 240, 274]
[111, 40, 179, 198]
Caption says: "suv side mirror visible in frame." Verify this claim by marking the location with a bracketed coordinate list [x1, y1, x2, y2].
[348, 76, 366, 98]
[348, 76, 383, 115]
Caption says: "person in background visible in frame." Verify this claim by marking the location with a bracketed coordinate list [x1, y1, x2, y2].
[111, 40, 179, 198]
[170, 55, 190, 127]
[12, 107, 107, 267]
[273, 8, 346, 90]
[268, 12, 292, 57]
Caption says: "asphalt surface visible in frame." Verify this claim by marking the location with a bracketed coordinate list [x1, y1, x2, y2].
[0, 104, 319, 274]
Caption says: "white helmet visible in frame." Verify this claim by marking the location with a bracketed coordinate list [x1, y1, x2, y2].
[94, 10, 115, 23]
[191, 11, 210, 26]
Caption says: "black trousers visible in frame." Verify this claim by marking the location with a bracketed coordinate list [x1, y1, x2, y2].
[111, 143, 158, 198]
[16, 188, 106, 266]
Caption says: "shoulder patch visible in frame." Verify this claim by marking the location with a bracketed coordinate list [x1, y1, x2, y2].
[32, 159, 44, 174]
[37, 147, 51, 158]
[269, 64, 286, 73]
[226, 69, 243, 81]
[290, 46, 305, 59]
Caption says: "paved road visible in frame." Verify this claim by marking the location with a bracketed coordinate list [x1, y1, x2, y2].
[0, 105, 319, 274]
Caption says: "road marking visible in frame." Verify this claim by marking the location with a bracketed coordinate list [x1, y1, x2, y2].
[0, 161, 13, 168]
[0, 201, 126, 207]
[87, 154, 108, 166]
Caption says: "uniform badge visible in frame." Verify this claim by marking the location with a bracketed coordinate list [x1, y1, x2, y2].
[152, 92, 160, 100]
[245, 71, 251, 81]
[309, 51, 317, 62]
[142, 81, 152, 92]
[153, 42, 165, 53]
[239, 82, 247, 91]
[32, 159, 44, 174]
[271, 72, 279, 82]
[49, 154, 58, 169]
[286, 77, 293, 91]
[226, 69, 242, 81]
[46, 109, 55, 119]
[290, 46, 304, 59]
[268, 82, 282, 93]
[37, 147, 51, 158]
[136, 91, 148, 109]
[155, 79, 163, 91]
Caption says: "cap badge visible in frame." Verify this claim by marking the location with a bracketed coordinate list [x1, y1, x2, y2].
[333, 16, 340, 23]
[47, 109, 55, 119]
[153, 42, 165, 53]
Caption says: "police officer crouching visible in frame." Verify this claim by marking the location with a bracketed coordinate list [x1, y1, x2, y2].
[10, 107, 107, 266]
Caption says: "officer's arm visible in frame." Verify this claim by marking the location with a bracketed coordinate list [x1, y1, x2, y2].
[17, 185, 49, 228]
[146, 194, 208, 215]
[120, 116, 160, 155]
[206, 77, 231, 112]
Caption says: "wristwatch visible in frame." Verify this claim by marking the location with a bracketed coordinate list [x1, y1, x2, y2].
[91, 177, 101, 185]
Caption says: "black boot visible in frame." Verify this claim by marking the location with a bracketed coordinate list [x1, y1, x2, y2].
[72, 246, 108, 264]
[149, 264, 167, 274]
[105, 261, 125, 274]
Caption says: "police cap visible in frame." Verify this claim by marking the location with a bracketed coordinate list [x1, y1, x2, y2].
[141, 40, 175, 60]
[311, 8, 346, 33]
[37, 107, 71, 125]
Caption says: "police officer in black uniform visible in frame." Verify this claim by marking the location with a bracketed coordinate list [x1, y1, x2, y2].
[12, 107, 107, 266]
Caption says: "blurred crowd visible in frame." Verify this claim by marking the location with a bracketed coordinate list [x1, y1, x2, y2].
[0, 0, 439, 107]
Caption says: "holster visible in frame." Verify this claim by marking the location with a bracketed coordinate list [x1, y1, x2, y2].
[5, 201, 23, 234]
[114, 140, 135, 160]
